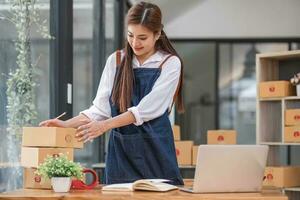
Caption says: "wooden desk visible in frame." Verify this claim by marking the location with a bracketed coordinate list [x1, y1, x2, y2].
[0, 187, 288, 200]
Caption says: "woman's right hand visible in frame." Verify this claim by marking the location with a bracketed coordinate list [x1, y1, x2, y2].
[39, 119, 67, 128]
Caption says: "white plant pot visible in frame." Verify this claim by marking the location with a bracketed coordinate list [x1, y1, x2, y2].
[51, 177, 72, 193]
[297, 85, 300, 96]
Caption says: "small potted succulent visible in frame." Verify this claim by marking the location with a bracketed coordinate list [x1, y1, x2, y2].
[35, 153, 83, 193]
[290, 73, 300, 96]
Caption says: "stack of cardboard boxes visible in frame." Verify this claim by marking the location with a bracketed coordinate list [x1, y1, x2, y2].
[173, 125, 237, 166]
[285, 109, 300, 143]
[20, 127, 83, 189]
[173, 125, 194, 166]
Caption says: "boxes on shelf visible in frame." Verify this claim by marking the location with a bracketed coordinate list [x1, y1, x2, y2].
[259, 81, 295, 98]
[23, 168, 51, 189]
[285, 109, 300, 126]
[21, 147, 73, 168]
[172, 125, 181, 141]
[207, 130, 237, 145]
[192, 145, 199, 166]
[284, 126, 300, 142]
[263, 166, 300, 187]
[174, 141, 193, 165]
[22, 127, 83, 148]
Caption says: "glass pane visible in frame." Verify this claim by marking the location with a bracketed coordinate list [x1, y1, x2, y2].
[73, 0, 94, 165]
[218, 43, 289, 144]
[172, 42, 216, 144]
[291, 43, 300, 50]
[106, 0, 115, 57]
[0, 1, 50, 191]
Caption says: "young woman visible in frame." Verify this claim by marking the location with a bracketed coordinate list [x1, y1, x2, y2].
[40, 1, 184, 185]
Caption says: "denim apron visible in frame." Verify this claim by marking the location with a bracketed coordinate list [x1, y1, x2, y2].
[104, 52, 184, 185]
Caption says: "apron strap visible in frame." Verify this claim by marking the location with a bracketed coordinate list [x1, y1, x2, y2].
[158, 54, 181, 114]
[158, 54, 173, 70]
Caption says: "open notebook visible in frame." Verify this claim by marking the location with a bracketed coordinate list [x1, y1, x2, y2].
[102, 179, 178, 192]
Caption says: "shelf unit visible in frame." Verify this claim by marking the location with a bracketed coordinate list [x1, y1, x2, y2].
[256, 50, 300, 197]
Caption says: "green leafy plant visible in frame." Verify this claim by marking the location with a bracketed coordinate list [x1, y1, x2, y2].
[35, 153, 84, 180]
[1, 0, 53, 138]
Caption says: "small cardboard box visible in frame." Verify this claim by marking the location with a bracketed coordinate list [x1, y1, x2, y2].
[207, 130, 237, 144]
[174, 141, 193, 165]
[192, 145, 199, 166]
[259, 81, 295, 98]
[23, 168, 51, 189]
[21, 147, 73, 168]
[22, 127, 83, 148]
[263, 166, 300, 187]
[284, 126, 300, 142]
[172, 125, 181, 141]
[285, 109, 300, 126]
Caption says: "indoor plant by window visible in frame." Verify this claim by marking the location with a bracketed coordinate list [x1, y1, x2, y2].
[0, 0, 52, 191]
[36, 153, 84, 193]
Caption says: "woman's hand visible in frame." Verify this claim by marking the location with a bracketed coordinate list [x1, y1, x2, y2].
[39, 118, 67, 127]
[76, 120, 109, 143]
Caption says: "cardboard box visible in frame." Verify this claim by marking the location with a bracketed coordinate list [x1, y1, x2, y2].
[259, 81, 295, 98]
[192, 145, 199, 166]
[263, 166, 300, 187]
[174, 141, 193, 165]
[23, 168, 51, 189]
[284, 126, 300, 142]
[22, 127, 83, 148]
[285, 109, 300, 126]
[172, 125, 181, 141]
[207, 130, 237, 144]
[21, 147, 73, 168]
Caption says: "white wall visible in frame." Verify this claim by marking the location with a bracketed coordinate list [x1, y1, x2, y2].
[145, 0, 300, 38]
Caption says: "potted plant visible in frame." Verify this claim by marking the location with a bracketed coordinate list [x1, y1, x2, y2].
[290, 73, 300, 96]
[35, 153, 83, 193]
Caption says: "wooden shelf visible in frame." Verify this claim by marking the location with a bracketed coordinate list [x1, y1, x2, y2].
[284, 187, 300, 192]
[259, 98, 283, 101]
[260, 142, 300, 146]
[259, 96, 300, 101]
[257, 50, 300, 60]
[256, 50, 300, 168]
[284, 96, 300, 100]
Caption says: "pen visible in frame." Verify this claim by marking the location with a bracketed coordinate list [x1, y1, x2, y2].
[55, 112, 66, 119]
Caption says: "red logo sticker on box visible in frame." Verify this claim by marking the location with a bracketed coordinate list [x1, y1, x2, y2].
[34, 176, 41, 183]
[176, 148, 180, 156]
[269, 86, 275, 92]
[52, 153, 59, 158]
[294, 131, 300, 137]
[294, 115, 300, 120]
[266, 173, 273, 181]
[217, 135, 224, 142]
[65, 134, 72, 143]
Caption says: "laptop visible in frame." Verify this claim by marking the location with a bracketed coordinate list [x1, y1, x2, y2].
[180, 145, 269, 193]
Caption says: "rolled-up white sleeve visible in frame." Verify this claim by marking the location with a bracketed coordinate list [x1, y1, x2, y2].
[128, 56, 181, 126]
[80, 53, 116, 121]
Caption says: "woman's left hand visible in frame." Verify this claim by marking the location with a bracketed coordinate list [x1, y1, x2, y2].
[76, 120, 108, 143]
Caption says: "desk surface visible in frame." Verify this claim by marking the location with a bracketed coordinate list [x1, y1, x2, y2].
[0, 187, 288, 200]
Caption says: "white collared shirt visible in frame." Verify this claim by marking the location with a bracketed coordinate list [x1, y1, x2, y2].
[80, 50, 181, 126]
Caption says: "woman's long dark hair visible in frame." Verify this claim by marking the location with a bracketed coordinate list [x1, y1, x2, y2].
[111, 1, 184, 113]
